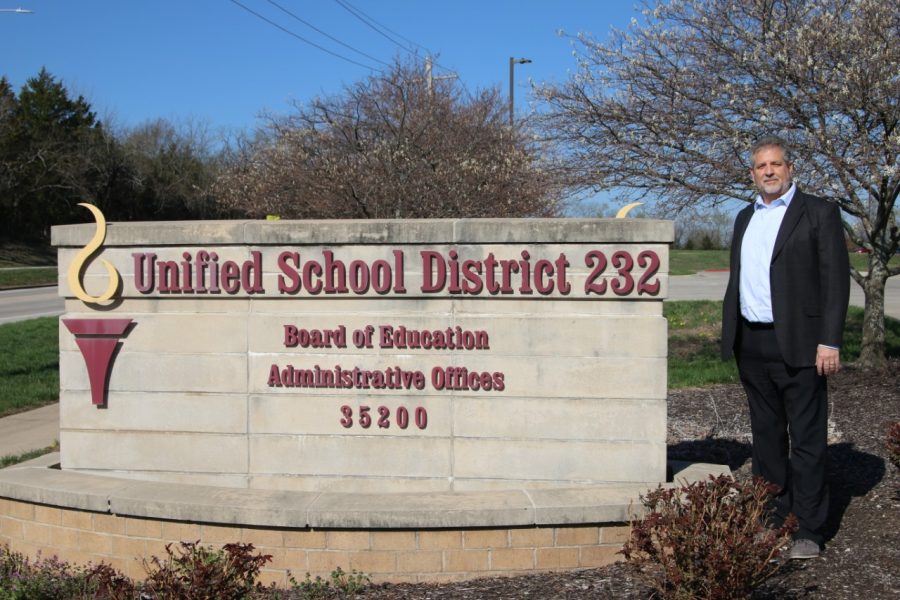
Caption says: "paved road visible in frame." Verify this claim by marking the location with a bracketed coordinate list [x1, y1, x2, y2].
[668, 270, 900, 319]
[0, 286, 64, 325]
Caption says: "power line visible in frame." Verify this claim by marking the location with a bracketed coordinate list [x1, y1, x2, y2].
[334, 0, 423, 54]
[264, 0, 391, 68]
[332, 0, 455, 75]
[228, 0, 382, 72]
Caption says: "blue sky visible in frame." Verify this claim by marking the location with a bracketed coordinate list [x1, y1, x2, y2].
[2, 1, 638, 134]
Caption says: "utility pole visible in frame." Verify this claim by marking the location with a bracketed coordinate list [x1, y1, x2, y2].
[425, 56, 456, 96]
[509, 57, 532, 126]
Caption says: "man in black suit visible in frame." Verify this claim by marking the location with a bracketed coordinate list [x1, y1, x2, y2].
[721, 135, 849, 559]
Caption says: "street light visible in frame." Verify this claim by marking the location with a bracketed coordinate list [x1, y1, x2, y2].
[509, 57, 532, 126]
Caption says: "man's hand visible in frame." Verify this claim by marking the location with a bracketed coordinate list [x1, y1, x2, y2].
[816, 345, 841, 376]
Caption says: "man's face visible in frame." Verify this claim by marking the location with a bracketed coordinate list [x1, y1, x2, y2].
[750, 146, 794, 203]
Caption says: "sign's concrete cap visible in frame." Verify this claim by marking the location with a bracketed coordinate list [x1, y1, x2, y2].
[0, 455, 728, 529]
[52, 218, 675, 247]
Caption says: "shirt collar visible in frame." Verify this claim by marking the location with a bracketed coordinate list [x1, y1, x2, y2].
[754, 183, 796, 210]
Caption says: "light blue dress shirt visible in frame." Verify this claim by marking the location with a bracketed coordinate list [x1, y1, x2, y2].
[739, 183, 796, 323]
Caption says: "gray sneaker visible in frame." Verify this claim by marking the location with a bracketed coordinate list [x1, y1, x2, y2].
[789, 539, 821, 560]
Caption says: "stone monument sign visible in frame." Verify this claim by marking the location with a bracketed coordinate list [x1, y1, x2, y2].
[54, 214, 672, 493]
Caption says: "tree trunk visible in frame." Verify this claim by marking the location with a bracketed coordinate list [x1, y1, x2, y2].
[856, 258, 890, 371]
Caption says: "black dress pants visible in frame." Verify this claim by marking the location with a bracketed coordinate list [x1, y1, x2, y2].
[737, 319, 829, 544]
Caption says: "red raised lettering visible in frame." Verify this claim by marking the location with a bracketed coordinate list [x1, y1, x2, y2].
[396, 406, 409, 429]
[267, 364, 282, 387]
[492, 372, 505, 391]
[348, 260, 370, 293]
[637, 250, 661, 296]
[241, 251, 264, 293]
[611, 250, 635, 296]
[278, 252, 300, 294]
[420, 250, 446, 293]
[555, 253, 571, 294]
[415, 407, 428, 429]
[535, 259, 554, 295]
[133, 253, 156, 293]
[518, 250, 533, 294]
[584, 250, 608, 295]
[392, 249, 407, 293]
[221, 261, 241, 294]
[283, 325, 299, 347]
[358, 405, 371, 428]
[377, 406, 390, 428]
[323, 250, 348, 293]
[371, 259, 392, 294]
[340, 405, 353, 428]
[461, 259, 483, 294]
[302, 259, 323, 294]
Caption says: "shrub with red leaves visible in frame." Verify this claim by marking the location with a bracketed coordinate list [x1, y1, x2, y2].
[621, 475, 795, 600]
[888, 421, 900, 470]
[141, 541, 273, 600]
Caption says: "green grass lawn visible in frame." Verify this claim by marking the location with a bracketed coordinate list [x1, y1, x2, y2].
[0, 242, 58, 289]
[0, 267, 58, 289]
[669, 249, 897, 276]
[0, 242, 56, 268]
[0, 443, 59, 469]
[848, 252, 900, 272]
[0, 317, 59, 417]
[665, 301, 900, 388]
[669, 250, 730, 275]
[665, 300, 739, 387]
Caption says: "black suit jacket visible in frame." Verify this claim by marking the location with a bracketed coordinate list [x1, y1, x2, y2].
[721, 189, 850, 368]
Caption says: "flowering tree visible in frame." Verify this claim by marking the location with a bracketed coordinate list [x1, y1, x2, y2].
[217, 59, 563, 220]
[536, 0, 899, 369]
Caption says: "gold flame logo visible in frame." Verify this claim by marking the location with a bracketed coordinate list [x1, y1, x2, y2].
[615, 202, 643, 218]
[67, 203, 120, 304]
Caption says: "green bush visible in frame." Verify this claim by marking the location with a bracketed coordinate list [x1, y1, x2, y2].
[621, 475, 795, 600]
[0, 545, 135, 599]
[1, 541, 372, 599]
[290, 566, 370, 599]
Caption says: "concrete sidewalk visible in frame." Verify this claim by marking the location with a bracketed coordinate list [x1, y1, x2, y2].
[0, 403, 59, 458]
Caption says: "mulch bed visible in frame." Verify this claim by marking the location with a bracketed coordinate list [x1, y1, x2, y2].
[355, 361, 900, 599]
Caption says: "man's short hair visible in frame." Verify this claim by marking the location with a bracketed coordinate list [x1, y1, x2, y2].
[750, 135, 793, 166]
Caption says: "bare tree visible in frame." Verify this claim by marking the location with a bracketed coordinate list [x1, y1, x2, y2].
[672, 207, 734, 250]
[115, 118, 223, 220]
[536, 0, 899, 369]
[217, 59, 564, 220]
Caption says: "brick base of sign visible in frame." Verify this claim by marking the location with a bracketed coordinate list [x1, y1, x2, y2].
[0, 496, 627, 585]
[0, 455, 729, 585]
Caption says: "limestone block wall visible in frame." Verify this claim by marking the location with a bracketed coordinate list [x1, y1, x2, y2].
[53, 218, 673, 492]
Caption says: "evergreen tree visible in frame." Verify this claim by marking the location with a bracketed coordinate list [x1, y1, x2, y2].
[0, 76, 20, 237]
[1, 68, 102, 240]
